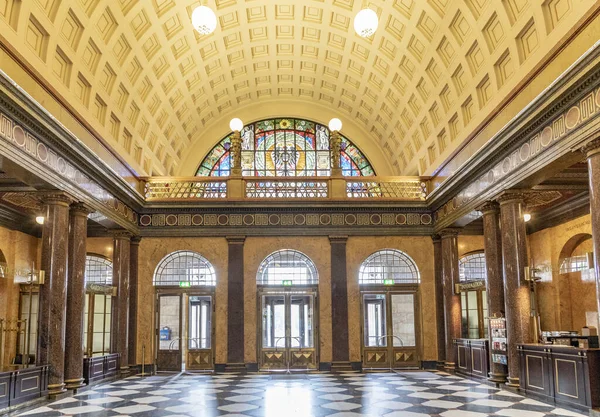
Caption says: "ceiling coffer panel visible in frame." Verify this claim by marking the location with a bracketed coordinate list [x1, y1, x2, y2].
[0, 0, 595, 176]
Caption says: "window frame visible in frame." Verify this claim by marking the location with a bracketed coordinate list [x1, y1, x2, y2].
[359, 249, 420, 286]
[256, 249, 319, 286]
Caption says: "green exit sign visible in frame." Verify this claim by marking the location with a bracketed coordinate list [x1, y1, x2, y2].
[383, 279, 395, 286]
[282, 280, 293, 286]
[179, 282, 191, 288]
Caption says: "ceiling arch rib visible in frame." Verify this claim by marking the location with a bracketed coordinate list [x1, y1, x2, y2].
[0, 0, 596, 177]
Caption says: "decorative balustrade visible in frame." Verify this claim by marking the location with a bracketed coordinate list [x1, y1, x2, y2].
[245, 178, 329, 199]
[142, 176, 428, 201]
[346, 178, 427, 200]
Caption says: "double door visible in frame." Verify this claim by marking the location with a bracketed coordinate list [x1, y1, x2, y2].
[362, 289, 419, 369]
[259, 290, 317, 371]
[156, 292, 214, 371]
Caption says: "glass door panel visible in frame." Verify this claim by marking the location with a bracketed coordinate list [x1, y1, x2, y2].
[187, 295, 213, 370]
[363, 294, 387, 347]
[290, 295, 313, 348]
[157, 294, 182, 371]
[390, 293, 419, 368]
[262, 295, 286, 349]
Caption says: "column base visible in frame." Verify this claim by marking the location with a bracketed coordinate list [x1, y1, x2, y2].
[443, 361, 456, 371]
[506, 376, 520, 388]
[48, 382, 67, 397]
[64, 377, 86, 390]
[331, 361, 355, 372]
[488, 372, 508, 385]
[119, 366, 130, 377]
[436, 361, 446, 370]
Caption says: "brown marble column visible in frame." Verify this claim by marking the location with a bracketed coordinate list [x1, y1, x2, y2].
[330, 236, 350, 368]
[112, 232, 131, 375]
[480, 202, 508, 384]
[441, 229, 461, 370]
[498, 192, 532, 387]
[128, 237, 141, 369]
[583, 139, 600, 320]
[37, 193, 72, 395]
[432, 235, 445, 368]
[64, 203, 92, 391]
[227, 236, 245, 367]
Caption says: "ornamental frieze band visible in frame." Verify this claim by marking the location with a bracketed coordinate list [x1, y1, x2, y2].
[140, 212, 433, 228]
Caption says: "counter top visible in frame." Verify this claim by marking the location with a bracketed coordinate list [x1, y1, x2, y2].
[518, 343, 600, 351]
[0, 365, 47, 374]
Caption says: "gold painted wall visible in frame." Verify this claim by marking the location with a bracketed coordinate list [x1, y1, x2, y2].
[346, 236, 437, 362]
[458, 235, 484, 258]
[243, 237, 332, 364]
[136, 237, 229, 365]
[528, 214, 596, 332]
[0, 226, 40, 366]
[86, 237, 114, 260]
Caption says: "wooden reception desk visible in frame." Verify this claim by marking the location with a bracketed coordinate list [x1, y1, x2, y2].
[0, 365, 49, 410]
[518, 344, 600, 409]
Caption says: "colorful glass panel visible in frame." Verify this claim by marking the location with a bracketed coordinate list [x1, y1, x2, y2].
[196, 118, 375, 177]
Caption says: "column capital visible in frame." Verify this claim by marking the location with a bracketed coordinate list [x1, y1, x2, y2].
[40, 191, 74, 207]
[130, 236, 142, 245]
[582, 137, 600, 158]
[226, 235, 246, 244]
[479, 201, 500, 214]
[497, 190, 526, 205]
[69, 202, 94, 217]
[112, 230, 132, 240]
[440, 228, 460, 238]
[329, 235, 348, 243]
[431, 234, 441, 243]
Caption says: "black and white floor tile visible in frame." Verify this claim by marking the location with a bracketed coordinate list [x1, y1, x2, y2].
[13, 371, 588, 417]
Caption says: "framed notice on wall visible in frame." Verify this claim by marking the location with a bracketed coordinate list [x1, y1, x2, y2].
[490, 317, 507, 365]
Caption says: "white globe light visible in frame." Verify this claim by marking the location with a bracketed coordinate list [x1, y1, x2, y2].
[354, 8, 379, 37]
[229, 118, 244, 132]
[35, 216, 45, 225]
[191, 5, 217, 35]
[328, 118, 343, 132]
[524, 213, 532, 222]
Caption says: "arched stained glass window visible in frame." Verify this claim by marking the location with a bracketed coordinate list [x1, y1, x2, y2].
[458, 252, 487, 282]
[153, 251, 216, 287]
[196, 118, 375, 177]
[359, 249, 420, 284]
[257, 250, 318, 285]
[85, 255, 113, 285]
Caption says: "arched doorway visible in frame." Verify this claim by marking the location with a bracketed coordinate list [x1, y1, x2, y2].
[257, 250, 318, 371]
[359, 249, 421, 370]
[153, 251, 216, 372]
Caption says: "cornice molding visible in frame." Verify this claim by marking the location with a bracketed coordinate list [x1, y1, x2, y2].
[582, 137, 600, 157]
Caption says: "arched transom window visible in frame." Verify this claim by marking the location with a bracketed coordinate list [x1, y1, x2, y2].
[154, 251, 216, 287]
[459, 252, 487, 282]
[257, 250, 318, 286]
[196, 118, 375, 177]
[359, 249, 420, 285]
[85, 255, 113, 285]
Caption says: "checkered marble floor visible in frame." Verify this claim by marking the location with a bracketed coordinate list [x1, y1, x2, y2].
[12, 371, 588, 417]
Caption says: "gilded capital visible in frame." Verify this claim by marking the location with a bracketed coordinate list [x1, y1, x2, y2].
[479, 201, 500, 214]
[69, 202, 94, 217]
[496, 190, 526, 205]
[112, 230, 133, 240]
[431, 234, 441, 243]
[439, 228, 460, 238]
[581, 138, 600, 158]
[39, 191, 74, 207]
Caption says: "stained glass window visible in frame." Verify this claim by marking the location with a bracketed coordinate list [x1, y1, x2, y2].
[196, 118, 375, 177]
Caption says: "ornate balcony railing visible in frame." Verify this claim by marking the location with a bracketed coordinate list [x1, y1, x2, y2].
[346, 178, 427, 200]
[142, 176, 428, 202]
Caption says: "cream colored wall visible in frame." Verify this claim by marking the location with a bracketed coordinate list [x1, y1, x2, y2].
[528, 214, 596, 332]
[346, 236, 437, 362]
[0, 227, 40, 366]
[243, 237, 332, 364]
[86, 237, 114, 260]
[458, 235, 484, 258]
[136, 237, 229, 365]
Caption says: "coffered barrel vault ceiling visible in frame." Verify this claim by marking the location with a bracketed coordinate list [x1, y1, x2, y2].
[0, 0, 596, 177]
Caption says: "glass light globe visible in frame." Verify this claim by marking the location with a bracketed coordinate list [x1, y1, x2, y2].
[229, 118, 244, 132]
[328, 118, 343, 132]
[191, 5, 217, 35]
[354, 8, 379, 38]
[524, 213, 532, 222]
[35, 216, 45, 225]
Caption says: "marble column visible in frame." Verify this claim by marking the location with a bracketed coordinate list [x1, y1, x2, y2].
[583, 139, 600, 320]
[227, 236, 245, 366]
[37, 193, 72, 395]
[441, 229, 461, 370]
[112, 232, 131, 375]
[432, 235, 446, 368]
[128, 237, 141, 369]
[480, 202, 508, 384]
[64, 203, 92, 391]
[330, 236, 349, 366]
[498, 192, 532, 387]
